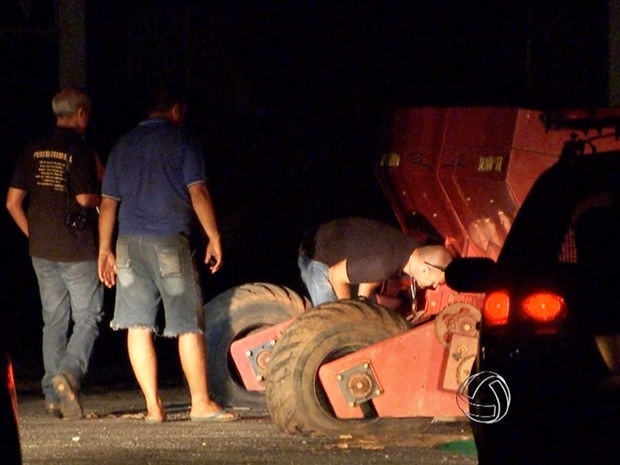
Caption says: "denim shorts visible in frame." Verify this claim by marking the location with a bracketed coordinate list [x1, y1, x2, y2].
[110, 234, 205, 337]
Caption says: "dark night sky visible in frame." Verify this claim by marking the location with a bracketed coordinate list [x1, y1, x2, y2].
[0, 0, 612, 383]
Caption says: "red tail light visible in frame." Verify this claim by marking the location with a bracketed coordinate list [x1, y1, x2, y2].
[521, 292, 565, 322]
[483, 291, 510, 325]
[482, 290, 566, 327]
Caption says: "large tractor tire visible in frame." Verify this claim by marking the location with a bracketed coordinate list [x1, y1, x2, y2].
[265, 299, 410, 435]
[204, 282, 310, 409]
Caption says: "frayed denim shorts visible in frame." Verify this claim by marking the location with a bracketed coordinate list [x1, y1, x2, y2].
[110, 234, 205, 337]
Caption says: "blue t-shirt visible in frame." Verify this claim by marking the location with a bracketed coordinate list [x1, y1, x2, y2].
[102, 118, 206, 236]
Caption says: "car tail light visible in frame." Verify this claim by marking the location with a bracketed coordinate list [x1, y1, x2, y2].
[482, 290, 566, 328]
[521, 292, 565, 323]
[482, 291, 510, 325]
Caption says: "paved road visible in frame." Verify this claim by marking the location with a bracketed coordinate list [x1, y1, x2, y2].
[16, 385, 478, 465]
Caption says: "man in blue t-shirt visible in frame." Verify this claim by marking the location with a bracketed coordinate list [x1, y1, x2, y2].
[98, 85, 236, 423]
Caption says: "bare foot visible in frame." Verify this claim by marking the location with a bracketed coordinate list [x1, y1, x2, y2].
[145, 397, 166, 422]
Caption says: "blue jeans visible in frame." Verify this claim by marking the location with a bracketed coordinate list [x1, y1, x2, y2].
[31, 258, 103, 404]
[298, 253, 336, 306]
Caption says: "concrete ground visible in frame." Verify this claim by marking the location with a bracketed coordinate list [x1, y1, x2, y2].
[16, 384, 478, 465]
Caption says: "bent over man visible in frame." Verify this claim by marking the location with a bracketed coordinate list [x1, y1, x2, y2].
[298, 217, 454, 306]
[6, 88, 103, 419]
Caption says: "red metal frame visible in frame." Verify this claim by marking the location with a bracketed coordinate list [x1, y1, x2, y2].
[318, 287, 483, 419]
[381, 108, 582, 257]
[313, 108, 599, 418]
[229, 319, 295, 391]
[230, 108, 620, 418]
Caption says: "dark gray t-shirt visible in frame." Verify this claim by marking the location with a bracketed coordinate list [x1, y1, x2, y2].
[308, 217, 419, 283]
[10, 127, 99, 262]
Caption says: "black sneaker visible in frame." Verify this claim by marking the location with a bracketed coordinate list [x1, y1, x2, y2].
[52, 373, 84, 420]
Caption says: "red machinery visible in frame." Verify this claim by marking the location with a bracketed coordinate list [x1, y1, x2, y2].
[205, 107, 620, 434]
[380, 107, 584, 259]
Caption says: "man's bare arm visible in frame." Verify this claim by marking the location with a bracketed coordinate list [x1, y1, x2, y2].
[188, 182, 222, 273]
[6, 187, 29, 236]
[357, 282, 380, 299]
[75, 193, 101, 208]
[98, 197, 119, 288]
[328, 259, 352, 300]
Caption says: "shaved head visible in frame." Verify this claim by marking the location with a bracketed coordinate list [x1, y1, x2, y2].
[418, 245, 454, 269]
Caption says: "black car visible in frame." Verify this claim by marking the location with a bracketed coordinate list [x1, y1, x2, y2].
[447, 149, 620, 464]
[0, 324, 22, 465]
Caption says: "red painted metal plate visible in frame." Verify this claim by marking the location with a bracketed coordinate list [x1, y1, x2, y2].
[229, 319, 295, 392]
[319, 318, 466, 419]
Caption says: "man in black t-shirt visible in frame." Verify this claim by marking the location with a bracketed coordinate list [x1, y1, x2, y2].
[6, 88, 103, 420]
[298, 217, 453, 305]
